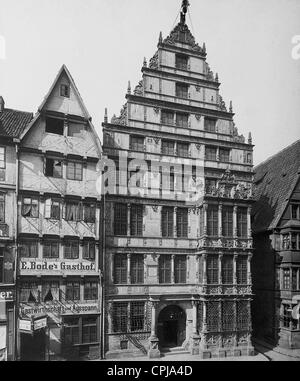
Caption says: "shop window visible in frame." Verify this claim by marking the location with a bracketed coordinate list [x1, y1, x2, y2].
[42, 281, 59, 302]
[161, 140, 175, 155]
[159, 255, 172, 284]
[84, 203, 96, 223]
[0, 194, 5, 222]
[84, 282, 98, 300]
[130, 136, 144, 151]
[237, 256, 248, 284]
[67, 161, 83, 181]
[161, 206, 174, 237]
[45, 117, 64, 135]
[43, 241, 59, 258]
[130, 254, 144, 284]
[22, 196, 39, 218]
[45, 158, 63, 178]
[44, 198, 60, 220]
[130, 302, 145, 332]
[207, 255, 219, 284]
[82, 317, 97, 343]
[64, 241, 79, 259]
[176, 208, 188, 238]
[83, 241, 95, 260]
[222, 256, 233, 284]
[114, 254, 127, 284]
[60, 84, 70, 98]
[174, 255, 187, 283]
[114, 203, 127, 235]
[66, 281, 80, 301]
[65, 201, 83, 221]
[175, 54, 188, 70]
[176, 83, 188, 99]
[20, 282, 39, 303]
[130, 204, 143, 236]
[19, 241, 38, 258]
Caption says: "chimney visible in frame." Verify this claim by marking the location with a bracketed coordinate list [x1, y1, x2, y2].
[0, 96, 4, 113]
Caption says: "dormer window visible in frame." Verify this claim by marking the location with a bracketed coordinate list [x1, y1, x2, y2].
[175, 54, 188, 70]
[60, 84, 70, 98]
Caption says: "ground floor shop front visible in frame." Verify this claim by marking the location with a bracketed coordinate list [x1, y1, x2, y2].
[105, 295, 254, 359]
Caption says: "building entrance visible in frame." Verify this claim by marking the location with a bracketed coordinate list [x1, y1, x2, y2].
[20, 329, 46, 361]
[157, 305, 186, 348]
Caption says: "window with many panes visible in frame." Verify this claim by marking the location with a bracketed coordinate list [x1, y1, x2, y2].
[22, 196, 39, 218]
[0, 194, 5, 222]
[222, 206, 233, 237]
[43, 241, 59, 258]
[20, 282, 39, 303]
[65, 201, 82, 221]
[207, 255, 219, 284]
[130, 136, 144, 151]
[291, 204, 300, 220]
[45, 158, 63, 178]
[177, 142, 189, 157]
[159, 255, 172, 283]
[42, 281, 59, 302]
[112, 302, 145, 333]
[207, 205, 218, 236]
[207, 301, 219, 331]
[205, 146, 217, 161]
[283, 268, 290, 289]
[82, 317, 97, 343]
[64, 241, 79, 259]
[130, 204, 143, 236]
[237, 207, 247, 238]
[19, 241, 38, 258]
[161, 140, 175, 155]
[114, 203, 127, 235]
[67, 162, 83, 181]
[66, 281, 80, 301]
[204, 118, 216, 132]
[176, 83, 189, 98]
[44, 198, 60, 220]
[161, 110, 174, 125]
[0, 147, 5, 168]
[282, 234, 290, 250]
[64, 317, 80, 345]
[219, 148, 230, 162]
[60, 84, 70, 98]
[176, 208, 188, 237]
[292, 268, 299, 290]
[114, 254, 127, 284]
[175, 54, 188, 70]
[130, 302, 145, 332]
[282, 304, 291, 328]
[237, 301, 249, 330]
[112, 302, 128, 333]
[161, 207, 174, 237]
[237, 256, 248, 284]
[83, 240, 95, 260]
[174, 255, 187, 283]
[176, 113, 189, 128]
[84, 203, 96, 223]
[222, 302, 235, 331]
[84, 282, 98, 300]
[130, 255, 144, 284]
[222, 256, 233, 284]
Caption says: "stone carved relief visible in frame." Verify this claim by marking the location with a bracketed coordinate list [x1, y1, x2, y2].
[111, 103, 127, 126]
[163, 23, 205, 53]
[134, 80, 144, 96]
[149, 51, 159, 69]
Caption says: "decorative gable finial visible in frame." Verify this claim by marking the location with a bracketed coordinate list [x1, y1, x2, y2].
[159, 31, 163, 44]
[248, 132, 252, 145]
[229, 100, 233, 113]
[202, 42, 206, 53]
[215, 72, 219, 82]
[143, 57, 147, 68]
[104, 108, 108, 123]
[180, 0, 190, 24]
[127, 81, 131, 95]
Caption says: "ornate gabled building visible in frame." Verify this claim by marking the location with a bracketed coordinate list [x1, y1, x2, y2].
[252, 140, 300, 350]
[102, 1, 254, 359]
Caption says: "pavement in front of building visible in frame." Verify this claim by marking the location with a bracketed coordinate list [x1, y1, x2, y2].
[252, 338, 300, 361]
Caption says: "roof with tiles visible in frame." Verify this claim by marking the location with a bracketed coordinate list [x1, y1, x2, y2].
[252, 139, 300, 233]
[0, 107, 33, 138]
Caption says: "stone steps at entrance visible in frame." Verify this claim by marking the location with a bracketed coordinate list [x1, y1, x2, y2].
[160, 347, 190, 357]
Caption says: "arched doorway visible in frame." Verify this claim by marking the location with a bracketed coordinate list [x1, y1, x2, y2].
[157, 305, 186, 348]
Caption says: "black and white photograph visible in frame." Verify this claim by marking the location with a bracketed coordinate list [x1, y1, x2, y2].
[0, 0, 300, 368]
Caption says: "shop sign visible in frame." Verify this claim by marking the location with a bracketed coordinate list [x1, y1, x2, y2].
[19, 260, 96, 274]
[33, 317, 47, 331]
[20, 302, 99, 318]
[0, 290, 14, 301]
[19, 319, 32, 332]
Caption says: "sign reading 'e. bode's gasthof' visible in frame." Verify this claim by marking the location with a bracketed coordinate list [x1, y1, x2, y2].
[19, 259, 96, 275]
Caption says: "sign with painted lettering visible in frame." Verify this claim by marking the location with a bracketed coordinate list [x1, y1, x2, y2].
[19, 319, 32, 332]
[0, 290, 14, 301]
[19, 260, 96, 275]
[20, 302, 99, 319]
[33, 317, 47, 331]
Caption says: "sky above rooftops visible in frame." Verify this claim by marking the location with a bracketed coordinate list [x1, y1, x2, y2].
[0, 0, 299, 165]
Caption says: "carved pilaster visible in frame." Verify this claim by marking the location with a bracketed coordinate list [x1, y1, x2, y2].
[203, 254, 207, 284]
[127, 203, 131, 236]
[233, 205, 238, 238]
[218, 204, 223, 237]
[203, 203, 208, 236]
[171, 254, 175, 283]
[127, 253, 131, 284]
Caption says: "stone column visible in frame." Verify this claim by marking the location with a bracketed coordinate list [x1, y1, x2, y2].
[127, 253, 131, 284]
[233, 205, 238, 238]
[203, 203, 208, 235]
[171, 254, 175, 283]
[148, 299, 160, 358]
[191, 299, 201, 355]
[218, 204, 223, 237]
[157, 254, 160, 284]
[127, 203, 131, 236]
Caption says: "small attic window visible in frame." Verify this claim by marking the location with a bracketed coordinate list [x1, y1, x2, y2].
[60, 84, 70, 98]
[45, 117, 64, 135]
